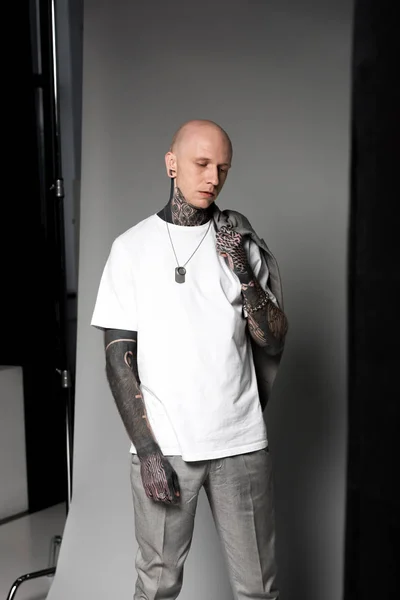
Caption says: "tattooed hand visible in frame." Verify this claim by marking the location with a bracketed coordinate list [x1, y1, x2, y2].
[139, 451, 181, 504]
[216, 225, 248, 274]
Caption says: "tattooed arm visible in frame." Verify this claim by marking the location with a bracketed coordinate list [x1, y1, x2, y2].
[104, 329, 180, 504]
[238, 269, 288, 353]
[216, 226, 288, 354]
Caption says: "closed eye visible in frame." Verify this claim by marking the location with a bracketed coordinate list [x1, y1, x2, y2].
[197, 162, 229, 172]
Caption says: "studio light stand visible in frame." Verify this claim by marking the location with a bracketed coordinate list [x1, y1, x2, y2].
[6, 0, 74, 597]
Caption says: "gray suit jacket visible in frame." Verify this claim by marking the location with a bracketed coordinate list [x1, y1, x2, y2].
[212, 204, 286, 411]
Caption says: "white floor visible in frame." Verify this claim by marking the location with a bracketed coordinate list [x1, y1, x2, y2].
[0, 503, 67, 600]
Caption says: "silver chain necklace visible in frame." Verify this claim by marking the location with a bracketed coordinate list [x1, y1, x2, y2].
[164, 206, 212, 283]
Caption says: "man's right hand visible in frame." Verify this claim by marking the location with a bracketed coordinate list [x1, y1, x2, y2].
[139, 452, 181, 504]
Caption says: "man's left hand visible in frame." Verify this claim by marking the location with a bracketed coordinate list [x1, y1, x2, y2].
[216, 225, 249, 274]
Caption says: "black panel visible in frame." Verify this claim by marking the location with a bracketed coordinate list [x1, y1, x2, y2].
[0, 0, 72, 514]
[344, 0, 400, 598]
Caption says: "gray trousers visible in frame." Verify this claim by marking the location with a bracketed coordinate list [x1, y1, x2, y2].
[129, 447, 279, 599]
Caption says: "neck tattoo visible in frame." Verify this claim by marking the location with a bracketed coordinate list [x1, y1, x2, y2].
[160, 186, 213, 226]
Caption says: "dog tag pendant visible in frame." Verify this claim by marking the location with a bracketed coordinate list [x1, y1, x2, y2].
[175, 266, 186, 283]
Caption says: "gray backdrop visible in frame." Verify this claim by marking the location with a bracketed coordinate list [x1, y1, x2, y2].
[47, 1, 352, 598]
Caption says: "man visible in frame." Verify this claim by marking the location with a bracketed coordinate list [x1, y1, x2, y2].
[91, 119, 288, 599]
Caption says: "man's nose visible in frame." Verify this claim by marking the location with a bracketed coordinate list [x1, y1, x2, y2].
[207, 167, 219, 186]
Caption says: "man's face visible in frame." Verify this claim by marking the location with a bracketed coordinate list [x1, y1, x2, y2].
[166, 126, 232, 209]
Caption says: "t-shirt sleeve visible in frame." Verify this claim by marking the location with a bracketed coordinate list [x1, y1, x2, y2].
[91, 237, 138, 331]
[243, 238, 279, 318]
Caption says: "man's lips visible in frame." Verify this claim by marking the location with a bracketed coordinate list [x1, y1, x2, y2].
[200, 191, 215, 197]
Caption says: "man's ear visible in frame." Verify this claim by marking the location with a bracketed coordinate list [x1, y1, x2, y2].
[165, 151, 177, 178]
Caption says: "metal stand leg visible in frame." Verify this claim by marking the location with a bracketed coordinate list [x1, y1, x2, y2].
[5, 533, 63, 599]
[48, 535, 62, 572]
[6, 568, 56, 600]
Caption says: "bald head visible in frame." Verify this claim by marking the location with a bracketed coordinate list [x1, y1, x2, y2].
[165, 119, 232, 209]
[170, 119, 232, 158]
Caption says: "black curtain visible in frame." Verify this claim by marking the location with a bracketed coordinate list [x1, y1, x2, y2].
[0, 0, 71, 517]
[344, 0, 399, 597]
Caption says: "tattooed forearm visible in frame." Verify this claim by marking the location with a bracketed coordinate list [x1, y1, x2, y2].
[215, 224, 288, 353]
[104, 329, 180, 504]
[104, 329, 159, 457]
[239, 270, 288, 354]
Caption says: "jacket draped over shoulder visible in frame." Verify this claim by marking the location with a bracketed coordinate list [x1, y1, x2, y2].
[212, 204, 286, 411]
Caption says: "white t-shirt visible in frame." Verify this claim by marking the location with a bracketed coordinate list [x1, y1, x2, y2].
[91, 213, 278, 461]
